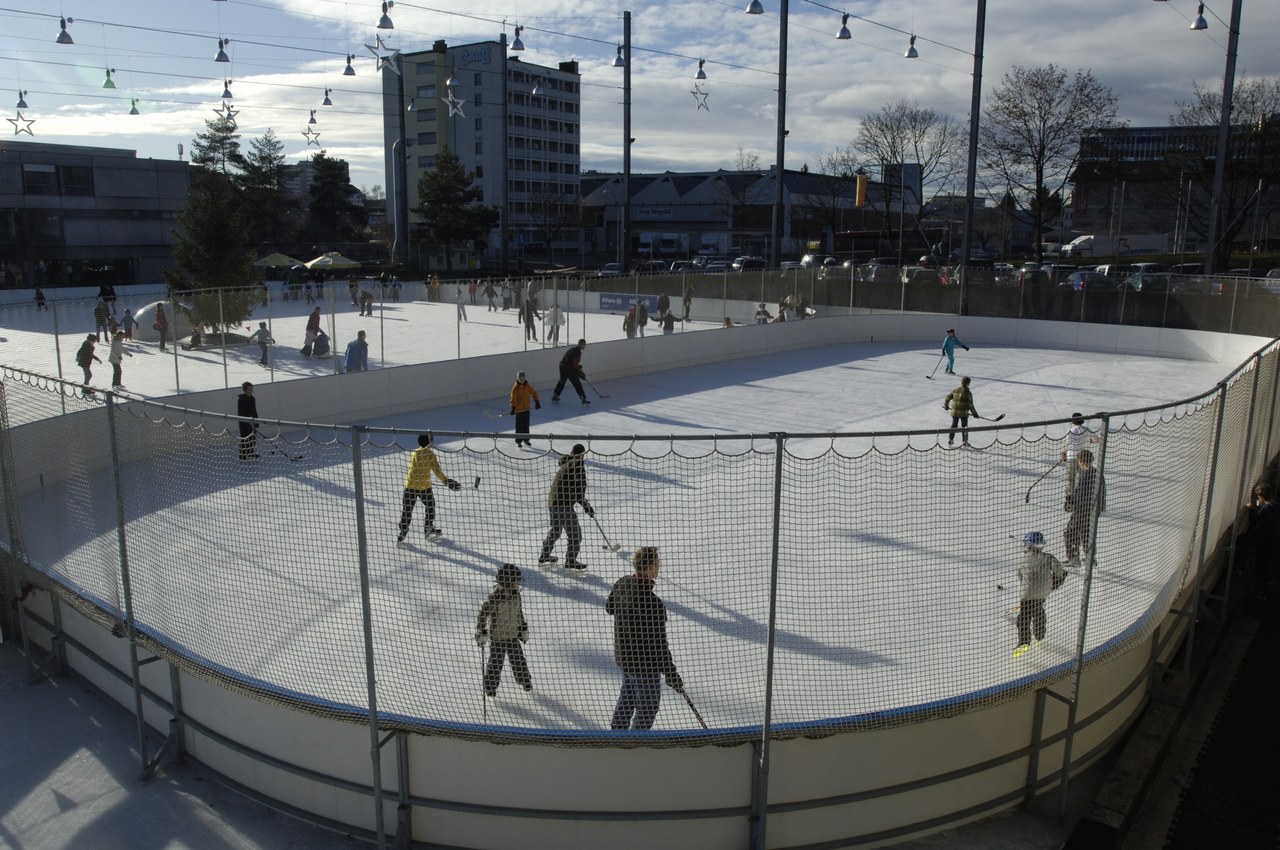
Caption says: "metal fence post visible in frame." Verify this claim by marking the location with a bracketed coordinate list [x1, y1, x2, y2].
[218, 288, 229, 389]
[1224, 357, 1263, 582]
[105, 390, 153, 773]
[0, 379, 26, 647]
[51, 302, 67, 416]
[351, 426, 388, 850]
[750, 432, 785, 850]
[1057, 413, 1110, 817]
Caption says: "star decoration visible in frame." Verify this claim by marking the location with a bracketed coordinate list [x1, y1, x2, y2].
[214, 103, 239, 129]
[691, 84, 710, 112]
[302, 126, 321, 147]
[441, 90, 466, 118]
[366, 33, 401, 74]
[8, 111, 35, 136]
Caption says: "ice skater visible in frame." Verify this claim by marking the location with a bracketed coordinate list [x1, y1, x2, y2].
[456, 287, 468, 322]
[941, 328, 969, 375]
[521, 291, 538, 341]
[551, 339, 589, 405]
[396, 434, 459, 543]
[537, 443, 593, 570]
[1061, 413, 1098, 506]
[943, 376, 979, 447]
[237, 381, 259, 460]
[344, 330, 369, 372]
[608, 546, 684, 730]
[754, 302, 772, 324]
[1063, 449, 1102, 565]
[475, 563, 533, 699]
[1012, 532, 1066, 658]
[509, 371, 541, 448]
[121, 308, 134, 339]
[107, 330, 131, 388]
[154, 304, 169, 351]
[75, 334, 101, 387]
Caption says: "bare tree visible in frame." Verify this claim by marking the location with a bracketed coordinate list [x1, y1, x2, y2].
[735, 145, 761, 172]
[979, 64, 1122, 262]
[853, 100, 965, 224]
[791, 147, 861, 253]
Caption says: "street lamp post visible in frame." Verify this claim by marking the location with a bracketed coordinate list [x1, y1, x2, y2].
[1204, 0, 1243, 274]
[747, 0, 788, 269]
[601, 188, 621, 264]
[957, 0, 986, 316]
[621, 11, 633, 274]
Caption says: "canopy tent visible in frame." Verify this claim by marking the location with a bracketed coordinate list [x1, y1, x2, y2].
[253, 252, 303, 268]
[305, 252, 362, 270]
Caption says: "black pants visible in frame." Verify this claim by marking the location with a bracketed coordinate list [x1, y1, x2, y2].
[540, 504, 581, 562]
[111, 362, 122, 386]
[514, 410, 531, 445]
[524, 314, 537, 341]
[484, 639, 532, 696]
[1016, 598, 1047, 646]
[554, 366, 584, 400]
[948, 415, 969, 444]
[398, 488, 436, 536]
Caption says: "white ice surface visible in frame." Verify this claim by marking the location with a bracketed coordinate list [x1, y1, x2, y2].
[4, 294, 1239, 735]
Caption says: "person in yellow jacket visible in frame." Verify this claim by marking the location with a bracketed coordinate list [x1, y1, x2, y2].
[397, 433, 458, 544]
[943, 375, 979, 447]
[509, 371, 541, 448]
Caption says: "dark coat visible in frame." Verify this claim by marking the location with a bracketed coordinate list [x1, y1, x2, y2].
[546, 453, 589, 511]
[606, 574, 676, 675]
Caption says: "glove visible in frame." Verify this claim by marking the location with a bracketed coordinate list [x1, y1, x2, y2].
[583, 501, 595, 518]
[535, 400, 541, 410]
[475, 632, 489, 647]
[941, 349, 946, 356]
[519, 628, 528, 643]
[510, 407, 516, 416]
[666, 671, 684, 692]
[447, 478, 461, 491]
[964, 345, 970, 351]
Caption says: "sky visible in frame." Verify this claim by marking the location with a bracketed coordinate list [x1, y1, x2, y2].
[0, 1, 1277, 199]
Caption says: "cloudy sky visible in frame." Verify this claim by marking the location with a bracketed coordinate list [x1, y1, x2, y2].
[1, 0, 1276, 193]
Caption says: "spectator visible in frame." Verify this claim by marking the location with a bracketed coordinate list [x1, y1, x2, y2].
[344, 330, 369, 372]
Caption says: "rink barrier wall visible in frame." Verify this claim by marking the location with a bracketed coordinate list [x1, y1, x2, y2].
[3, 318, 1278, 850]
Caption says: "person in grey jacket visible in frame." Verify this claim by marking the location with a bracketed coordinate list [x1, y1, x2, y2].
[475, 563, 532, 698]
[1012, 531, 1066, 658]
[608, 546, 683, 730]
[537, 443, 593, 570]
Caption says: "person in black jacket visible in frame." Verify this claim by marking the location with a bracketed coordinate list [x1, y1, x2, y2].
[237, 382, 260, 460]
[551, 339, 589, 405]
[608, 546, 683, 730]
[537, 443, 593, 569]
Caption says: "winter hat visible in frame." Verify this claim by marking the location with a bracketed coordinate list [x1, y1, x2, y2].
[1023, 531, 1045, 549]
[496, 563, 522, 585]
[516, 371, 527, 381]
[1071, 412, 1084, 425]
[417, 434, 432, 447]
[947, 328, 955, 334]
[571, 443, 586, 456]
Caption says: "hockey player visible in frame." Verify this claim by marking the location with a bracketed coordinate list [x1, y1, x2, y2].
[537, 443, 593, 570]
[509, 371, 541, 448]
[754, 302, 772, 324]
[1063, 449, 1102, 565]
[943, 376, 979, 447]
[551, 339, 590, 405]
[608, 546, 684, 730]
[1012, 532, 1066, 658]
[396, 433, 460, 544]
[1061, 413, 1098, 505]
[941, 328, 969, 375]
[475, 563, 533, 699]
[237, 382, 259, 460]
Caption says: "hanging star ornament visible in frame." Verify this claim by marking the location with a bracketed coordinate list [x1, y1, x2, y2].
[214, 102, 239, 129]
[366, 33, 400, 74]
[691, 84, 710, 112]
[302, 126, 321, 147]
[8, 111, 35, 135]
[442, 90, 465, 118]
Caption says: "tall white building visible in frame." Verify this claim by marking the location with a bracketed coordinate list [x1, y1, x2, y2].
[382, 39, 582, 269]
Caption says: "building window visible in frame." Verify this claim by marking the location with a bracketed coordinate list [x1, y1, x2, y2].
[416, 61, 436, 74]
[418, 155, 437, 169]
[475, 141, 483, 155]
[58, 165, 93, 196]
[22, 164, 57, 196]
[416, 84, 437, 98]
[474, 117, 483, 131]
[418, 132, 438, 145]
[473, 72, 482, 86]
[475, 165, 484, 178]
[474, 93, 483, 108]
[416, 109, 438, 121]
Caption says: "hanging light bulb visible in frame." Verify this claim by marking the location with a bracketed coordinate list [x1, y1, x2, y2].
[511, 25, 525, 51]
[129, 98, 139, 115]
[446, 71, 457, 88]
[16, 90, 28, 109]
[611, 45, 624, 68]
[308, 109, 317, 124]
[406, 97, 415, 112]
[215, 38, 230, 63]
[56, 16, 74, 45]
[344, 54, 356, 76]
[745, 0, 764, 15]
[695, 59, 706, 81]
[531, 78, 542, 96]
[221, 79, 233, 99]
[1190, 2, 1208, 29]
[322, 88, 333, 106]
[836, 13, 852, 40]
[904, 34, 918, 59]
[103, 68, 117, 89]
[377, 0, 394, 29]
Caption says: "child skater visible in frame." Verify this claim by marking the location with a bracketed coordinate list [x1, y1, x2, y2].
[1013, 531, 1066, 658]
[475, 563, 533, 700]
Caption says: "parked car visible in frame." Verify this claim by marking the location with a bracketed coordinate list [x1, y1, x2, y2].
[733, 256, 767, 272]
[703, 261, 730, 273]
[1120, 272, 1173, 293]
[1094, 263, 1136, 279]
[669, 260, 695, 272]
[1131, 262, 1166, 274]
[1060, 271, 1114, 291]
[597, 263, 622, 276]
[800, 254, 837, 268]
[634, 260, 667, 273]
[779, 260, 804, 271]
[993, 263, 1016, 286]
[1016, 268, 1050, 287]
[1167, 262, 1204, 276]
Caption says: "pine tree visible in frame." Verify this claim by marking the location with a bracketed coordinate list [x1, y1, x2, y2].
[240, 129, 297, 246]
[414, 147, 499, 271]
[303, 150, 366, 245]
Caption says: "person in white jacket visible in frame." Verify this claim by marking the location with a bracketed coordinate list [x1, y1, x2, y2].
[1012, 531, 1066, 658]
[247, 321, 274, 366]
[107, 330, 131, 388]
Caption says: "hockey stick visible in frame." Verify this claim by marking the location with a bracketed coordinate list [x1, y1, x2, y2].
[483, 409, 509, 419]
[473, 476, 482, 489]
[590, 514, 623, 552]
[1024, 459, 1063, 503]
[975, 414, 1006, 422]
[925, 354, 945, 379]
[679, 688, 708, 729]
[264, 439, 304, 461]
[583, 376, 610, 399]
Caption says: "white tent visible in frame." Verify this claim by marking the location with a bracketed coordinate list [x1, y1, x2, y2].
[304, 252, 362, 270]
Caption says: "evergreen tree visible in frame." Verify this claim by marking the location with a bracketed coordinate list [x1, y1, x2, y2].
[414, 147, 499, 271]
[239, 129, 296, 246]
[303, 150, 365, 244]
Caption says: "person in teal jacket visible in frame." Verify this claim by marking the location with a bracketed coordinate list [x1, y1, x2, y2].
[942, 328, 969, 375]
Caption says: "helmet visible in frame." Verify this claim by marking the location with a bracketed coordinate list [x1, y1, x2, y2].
[496, 563, 522, 584]
[1023, 531, 1045, 548]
